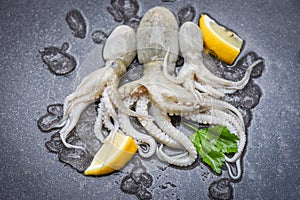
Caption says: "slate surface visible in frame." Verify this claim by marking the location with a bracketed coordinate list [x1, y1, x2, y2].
[0, 0, 299, 199]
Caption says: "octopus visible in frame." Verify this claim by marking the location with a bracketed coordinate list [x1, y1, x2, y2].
[118, 7, 251, 179]
[53, 6, 259, 180]
[55, 25, 143, 150]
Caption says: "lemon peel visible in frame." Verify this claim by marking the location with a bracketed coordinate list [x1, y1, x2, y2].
[84, 131, 138, 176]
[199, 14, 244, 65]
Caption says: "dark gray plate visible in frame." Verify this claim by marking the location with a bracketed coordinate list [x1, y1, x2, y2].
[0, 0, 299, 199]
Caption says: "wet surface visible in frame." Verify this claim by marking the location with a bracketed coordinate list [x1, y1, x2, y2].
[121, 158, 153, 200]
[45, 130, 93, 172]
[37, 17, 264, 200]
[119, 58, 144, 85]
[204, 52, 264, 81]
[91, 30, 108, 45]
[208, 178, 233, 200]
[107, 0, 141, 30]
[161, 0, 177, 2]
[203, 52, 264, 128]
[177, 6, 196, 26]
[39, 42, 77, 75]
[37, 104, 63, 131]
[0, 0, 299, 200]
[66, 9, 87, 39]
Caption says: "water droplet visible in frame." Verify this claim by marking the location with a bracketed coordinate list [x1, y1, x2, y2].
[37, 104, 63, 132]
[47, 104, 64, 116]
[166, 182, 176, 188]
[110, 0, 139, 21]
[45, 132, 64, 153]
[124, 17, 141, 30]
[208, 178, 233, 200]
[134, 172, 153, 188]
[65, 9, 87, 39]
[121, 158, 153, 199]
[91, 30, 107, 45]
[159, 184, 168, 189]
[136, 188, 152, 200]
[121, 175, 142, 194]
[223, 80, 262, 109]
[39, 43, 77, 76]
[43, 105, 98, 172]
[178, 6, 196, 25]
[107, 6, 123, 22]
[76, 105, 101, 155]
[58, 130, 93, 172]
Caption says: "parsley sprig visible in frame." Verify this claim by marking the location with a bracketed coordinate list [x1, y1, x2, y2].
[186, 124, 239, 174]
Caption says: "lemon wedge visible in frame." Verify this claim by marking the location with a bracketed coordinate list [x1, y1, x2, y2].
[84, 131, 138, 176]
[199, 14, 244, 65]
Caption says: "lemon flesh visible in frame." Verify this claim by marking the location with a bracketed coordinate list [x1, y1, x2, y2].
[199, 14, 243, 65]
[84, 131, 138, 176]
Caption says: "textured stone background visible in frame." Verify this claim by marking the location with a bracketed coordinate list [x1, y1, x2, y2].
[0, 0, 299, 199]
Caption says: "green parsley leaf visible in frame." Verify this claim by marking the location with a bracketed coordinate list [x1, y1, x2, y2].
[186, 124, 239, 174]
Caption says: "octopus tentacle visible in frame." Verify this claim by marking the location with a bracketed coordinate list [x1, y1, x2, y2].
[163, 49, 207, 103]
[186, 114, 236, 133]
[65, 66, 109, 104]
[122, 61, 211, 116]
[55, 25, 137, 150]
[120, 74, 208, 116]
[150, 94, 199, 116]
[57, 66, 117, 150]
[102, 109, 114, 131]
[59, 103, 87, 150]
[63, 66, 117, 118]
[136, 96, 184, 149]
[93, 102, 105, 143]
[203, 97, 244, 128]
[102, 87, 118, 120]
[226, 159, 242, 180]
[182, 75, 205, 104]
[119, 113, 157, 158]
[186, 111, 245, 163]
[119, 81, 147, 99]
[176, 22, 259, 97]
[194, 80, 225, 98]
[153, 107, 197, 166]
[162, 48, 184, 84]
[118, 98, 157, 158]
[101, 89, 118, 131]
[107, 80, 152, 120]
[208, 109, 244, 134]
[196, 60, 263, 90]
